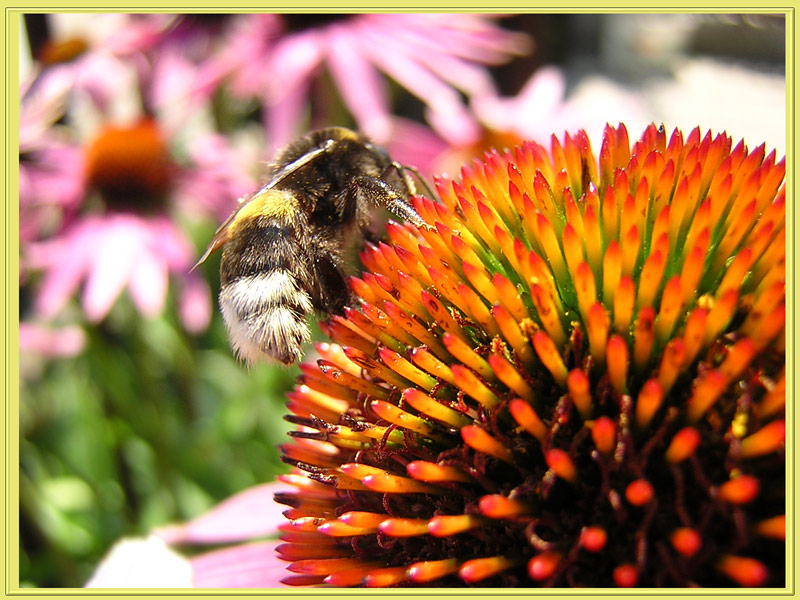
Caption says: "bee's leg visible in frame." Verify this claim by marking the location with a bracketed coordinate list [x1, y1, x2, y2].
[389, 161, 438, 202]
[351, 175, 427, 228]
[311, 253, 353, 316]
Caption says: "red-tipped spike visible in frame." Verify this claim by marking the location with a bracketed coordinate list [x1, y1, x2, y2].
[670, 527, 702, 558]
[719, 475, 760, 504]
[613, 276, 636, 334]
[754, 515, 785, 540]
[687, 369, 727, 422]
[452, 365, 500, 409]
[462, 425, 514, 463]
[657, 338, 685, 394]
[509, 398, 547, 441]
[603, 241, 622, 307]
[527, 552, 561, 581]
[407, 558, 460, 583]
[613, 563, 639, 587]
[606, 335, 629, 394]
[665, 427, 701, 463]
[533, 331, 568, 385]
[546, 448, 578, 484]
[407, 461, 473, 483]
[402, 388, 472, 429]
[459, 556, 515, 583]
[635, 378, 664, 429]
[428, 514, 485, 537]
[740, 420, 785, 458]
[632, 306, 656, 371]
[625, 479, 654, 506]
[364, 566, 409, 587]
[718, 555, 768, 587]
[574, 261, 596, 320]
[591, 416, 616, 455]
[567, 368, 592, 418]
[378, 518, 429, 537]
[586, 302, 610, 363]
[488, 354, 536, 403]
[479, 494, 530, 518]
[580, 526, 608, 552]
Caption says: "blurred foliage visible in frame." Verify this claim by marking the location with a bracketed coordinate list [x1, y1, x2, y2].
[20, 246, 296, 587]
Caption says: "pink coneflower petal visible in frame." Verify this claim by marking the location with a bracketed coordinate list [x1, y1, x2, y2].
[372, 14, 529, 63]
[424, 104, 482, 148]
[218, 15, 283, 99]
[361, 29, 470, 114]
[264, 82, 312, 153]
[473, 67, 567, 139]
[378, 19, 498, 97]
[384, 118, 450, 176]
[19, 322, 86, 358]
[19, 71, 73, 151]
[84, 536, 193, 588]
[99, 14, 170, 55]
[129, 251, 168, 317]
[190, 540, 286, 588]
[149, 46, 206, 122]
[174, 134, 255, 221]
[326, 27, 391, 142]
[22, 144, 85, 208]
[155, 482, 289, 545]
[178, 275, 212, 335]
[30, 233, 93, 318]
[81, 216, 142, 321]
[266, 30, 325, 105]
[149, 220, 191, 272]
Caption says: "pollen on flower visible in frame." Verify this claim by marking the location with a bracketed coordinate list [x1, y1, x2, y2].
[277, 124, 785, 587]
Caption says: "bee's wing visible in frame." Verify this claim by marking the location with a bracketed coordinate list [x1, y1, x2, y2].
[191, 141, 335, 272]
[190, 207, 241, 271]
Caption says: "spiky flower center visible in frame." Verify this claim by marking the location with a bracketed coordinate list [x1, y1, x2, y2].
[276, 124, 785, 588]
[83, 118, 172, 214]
[38, 37, 89, 65]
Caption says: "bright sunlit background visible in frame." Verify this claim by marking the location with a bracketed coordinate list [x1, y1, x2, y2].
[17, 13, 785, 587]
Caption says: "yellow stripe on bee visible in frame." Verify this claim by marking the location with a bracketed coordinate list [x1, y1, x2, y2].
[332, 127, 360, 141]
[230, 188, 299, 231]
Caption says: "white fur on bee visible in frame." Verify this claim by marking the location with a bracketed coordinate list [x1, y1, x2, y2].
[219, 271, 313, 365]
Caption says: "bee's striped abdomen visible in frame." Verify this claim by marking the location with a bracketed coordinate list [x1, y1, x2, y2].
[219, 222, 313, 365]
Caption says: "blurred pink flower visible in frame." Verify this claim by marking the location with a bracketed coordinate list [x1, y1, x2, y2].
[86, 481, 291, 588]
[27, 212, 205, 325]
[19, 322, 86, 358]
[19, 142, 84, 248]
[471, 65, 648, 146]
[25, 14, 170, 114]
[171, 14, 530, 151]
[388, 66, 647, 177]
[19, 69, 84, 252]
[172, 132, 258, 223]
[148, 15, 282, 128]
[21, 118, 224, 332]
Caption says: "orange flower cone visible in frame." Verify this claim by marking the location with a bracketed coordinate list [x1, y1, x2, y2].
[277, 124, 785, 587]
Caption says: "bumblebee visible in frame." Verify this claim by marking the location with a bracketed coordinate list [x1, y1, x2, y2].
[195, 127, 425, 365]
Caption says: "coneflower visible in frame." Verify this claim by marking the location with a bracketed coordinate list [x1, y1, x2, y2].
[276, 123, 786, 587]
